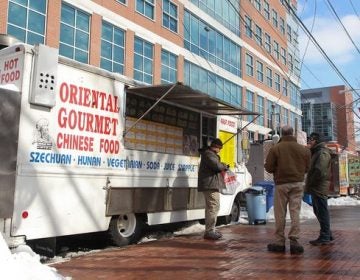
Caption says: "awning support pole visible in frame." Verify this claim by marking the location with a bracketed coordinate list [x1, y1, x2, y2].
[123, 82, 178, 137]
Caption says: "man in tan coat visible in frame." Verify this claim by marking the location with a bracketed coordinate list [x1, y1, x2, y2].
[265, 126, 311, 254]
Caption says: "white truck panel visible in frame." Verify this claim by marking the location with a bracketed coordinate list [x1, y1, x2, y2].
[12, 176, 110, 239]
[0, 44, 253, 245]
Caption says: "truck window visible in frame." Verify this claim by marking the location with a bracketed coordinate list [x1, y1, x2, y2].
[201, 116, 217, 148]
[125, 94, 200, 156]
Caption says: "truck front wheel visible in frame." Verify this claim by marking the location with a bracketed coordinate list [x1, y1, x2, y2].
[217, 197, 241, 225]
[108, 213, 145, 246]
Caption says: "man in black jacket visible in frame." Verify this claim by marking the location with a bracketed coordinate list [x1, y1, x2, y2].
[305, 132, 333, 245]
[198, 138, 228, 240]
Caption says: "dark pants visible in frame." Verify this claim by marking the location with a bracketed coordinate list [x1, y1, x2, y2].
[311, 194, 331, 240]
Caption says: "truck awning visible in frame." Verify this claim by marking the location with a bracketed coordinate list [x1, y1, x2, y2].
[126, 82, 259, 116]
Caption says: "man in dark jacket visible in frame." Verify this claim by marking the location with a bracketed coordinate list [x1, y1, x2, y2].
[265, 126, 311, 254]
[305, 132, 333, 245]
[198, 138, 228, 240]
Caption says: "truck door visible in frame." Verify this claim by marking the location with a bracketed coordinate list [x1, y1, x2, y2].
[0, 88, 21, 218]
[219, 131, 235, 168]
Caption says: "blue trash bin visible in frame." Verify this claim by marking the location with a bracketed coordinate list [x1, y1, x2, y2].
[303, 193, 312, 206]
[254, 181, 274, 212]
[245, 186, 266, 225]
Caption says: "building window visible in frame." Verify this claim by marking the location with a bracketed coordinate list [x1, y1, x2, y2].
[280, 18, 285, 35]
[293, 30, 299, 44]
[246, 90, 254, 122]
[161, 49, 177, 83]
[163, 0, 178, 32]
[282, 78, 288, 96]
[190, 0, 240, 36]
[273, 41, 279, 59]
[264, 33, 271, 53]
[274, 73, 280, 92]
[280, 47, 286, 65]
[294, 58, 301, 78]
[263, 0, 270, 20]
[266, 67, 272, 88]
[255, 24, 262, 46]
[267, 100, 273, 128]
[257, 95, 264, 126]
[246, 53, 254, 77]
[256, 61, 263, 82]
[272, 9, 278, 28]
[290, 82, 301, 109]
[7, 0, 47, 45]
[134, 37, 153, 84]
[254, 0, 261, 11]
[136, 0, 155, 20]
[283, 108, 288, 126]
[287, 24, 292, 42]
[288, 53, 293, 69]
[184, 60, 242, 106]
[60, 3, 90, 63]
[274, 104, 281, 130]
[245, 16, 252, 38]
[100, 21, 125, 74]
[116, 0, 126, 4]
[184, 11, 241, 77]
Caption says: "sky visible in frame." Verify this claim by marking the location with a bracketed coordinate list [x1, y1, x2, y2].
[297, 0, 360, 93]
[1, 196, 360, 280]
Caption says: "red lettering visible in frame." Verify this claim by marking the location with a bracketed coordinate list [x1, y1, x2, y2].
[59, 83, 119, 112]
[59, 82, 69, 102]
[57, 132, 94, 152]
[57, 107, 118, 136]
[3, 58, 18, 71]
[100, 138, 120, 154]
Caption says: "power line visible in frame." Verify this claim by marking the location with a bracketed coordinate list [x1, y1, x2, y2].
[299, 0, 317, 73]
[324, 0, 360, 55]
[283, 0, 358, 95]
[349, 0, 360, 22]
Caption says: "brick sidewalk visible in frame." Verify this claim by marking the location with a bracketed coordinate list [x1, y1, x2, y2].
[52, 206, 360, 279]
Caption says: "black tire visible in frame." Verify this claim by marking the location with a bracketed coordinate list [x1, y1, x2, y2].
[218, 197, 241, 225]
[107, 213, 145, 246]
[238, 191, 247, 208]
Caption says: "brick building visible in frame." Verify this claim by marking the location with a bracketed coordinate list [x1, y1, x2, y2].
[2, 0, 302, 141]
[301, 85, 356, 151]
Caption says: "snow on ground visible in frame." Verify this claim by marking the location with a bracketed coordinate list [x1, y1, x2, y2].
[0, 233, 70, 280]
[0, 196, 359, 280]
[328, 196, 360, 206]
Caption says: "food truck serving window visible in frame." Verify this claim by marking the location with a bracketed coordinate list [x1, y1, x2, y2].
[125, 94, 200, 156]
[124, 83, 259, 155]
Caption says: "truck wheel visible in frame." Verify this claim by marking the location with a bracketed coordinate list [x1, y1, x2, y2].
[218, 198, 240, 225]
[108, 213, 144, 246]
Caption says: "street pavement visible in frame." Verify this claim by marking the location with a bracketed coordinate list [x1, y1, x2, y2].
[52, 205, 360, 279]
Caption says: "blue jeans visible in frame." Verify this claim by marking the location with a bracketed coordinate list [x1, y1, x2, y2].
[311, 194, 331, 240]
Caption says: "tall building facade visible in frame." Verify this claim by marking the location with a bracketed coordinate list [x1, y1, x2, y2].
[301, 85, 356, 151]
[2, 0, 302, 141]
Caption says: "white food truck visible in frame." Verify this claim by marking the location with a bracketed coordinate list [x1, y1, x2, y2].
[0, 42, 257, 251]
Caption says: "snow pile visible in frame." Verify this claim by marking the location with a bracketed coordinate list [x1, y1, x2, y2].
[0, 233, 69, 280]
[328, 196, 360, 206]
[266, 201, 316, 221]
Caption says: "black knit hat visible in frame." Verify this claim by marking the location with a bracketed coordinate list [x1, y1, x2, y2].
[210, 138, 223, 148]
[309, 132, 322, 143]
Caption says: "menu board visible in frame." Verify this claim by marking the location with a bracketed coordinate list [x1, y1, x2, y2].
[125, 117, 183, 154]
[125, 94, 200, 155]
[348, 156, 360, 185]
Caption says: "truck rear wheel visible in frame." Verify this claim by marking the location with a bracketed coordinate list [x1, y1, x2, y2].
[108, 213, 144, 246]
